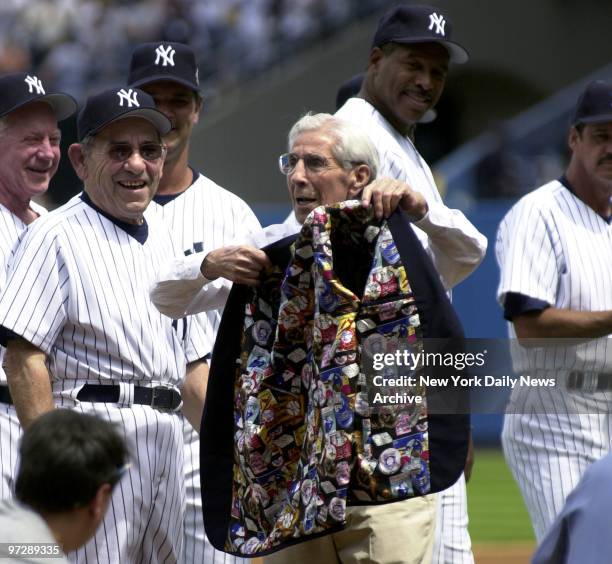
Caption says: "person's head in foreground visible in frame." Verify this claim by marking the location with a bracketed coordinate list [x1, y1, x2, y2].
[15, 409, 129, 554]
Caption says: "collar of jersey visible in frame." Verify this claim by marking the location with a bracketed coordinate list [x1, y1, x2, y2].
[153, 166, 198, 206]
[559, 175, 611, 224]
[80, 192, 149, 244]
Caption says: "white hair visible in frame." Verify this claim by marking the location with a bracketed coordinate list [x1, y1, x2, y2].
[287, 112, 379, 179]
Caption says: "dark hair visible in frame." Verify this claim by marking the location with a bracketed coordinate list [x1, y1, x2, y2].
[15, 410, 128, 513]
[574, 122, 586, 134]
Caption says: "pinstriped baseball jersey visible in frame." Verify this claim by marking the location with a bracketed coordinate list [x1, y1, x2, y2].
[0, 201, 46, 500]
[0, 192, 209, 562]
[496, 178, 612, 540]
[0, 201, 46, 384]
[149, 170, 260, 564]
[0, 194, 208, 390]
[497, 178, 612, 370]
[150, 171, 261, 337]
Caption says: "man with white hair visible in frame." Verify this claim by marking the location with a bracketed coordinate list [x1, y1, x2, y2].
[0, 72, 76, 499]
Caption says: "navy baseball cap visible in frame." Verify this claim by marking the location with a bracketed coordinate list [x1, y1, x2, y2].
[128, 42, 199, 91]
[0, 72, 76, 121]
[77, 87, 171, 141]
[572, 80, 612, 126]
[372, 4, 469, 64]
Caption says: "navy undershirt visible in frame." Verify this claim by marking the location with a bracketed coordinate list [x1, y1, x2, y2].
[80, 192, 149, 244]
[153, 166, 197, 206]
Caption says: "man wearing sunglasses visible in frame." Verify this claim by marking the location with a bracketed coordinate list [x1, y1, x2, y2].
[0, 87, 210, 563]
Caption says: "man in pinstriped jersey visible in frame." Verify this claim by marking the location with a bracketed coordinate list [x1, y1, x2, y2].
[496, 80, 612, 541]
[0, 87, 210, 563]
[127, 42, 262, 564]
[0, 72, 76, 500]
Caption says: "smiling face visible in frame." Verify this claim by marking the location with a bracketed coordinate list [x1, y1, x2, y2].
[0, 102, 61, 203]
[140, 80, 201, 164]
[69, 117, 165, 224]
[364, 42, 449, 134]
[286, 127, 370, 224]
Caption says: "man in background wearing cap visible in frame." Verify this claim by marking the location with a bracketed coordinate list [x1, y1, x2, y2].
[0, 86, 210, 562]
[496, 80, 612, 541]
[335, 4, 486, 563]
[127, 41, 262, 564]
[0, 72, 76, 500]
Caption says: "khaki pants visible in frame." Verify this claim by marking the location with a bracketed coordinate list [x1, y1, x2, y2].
[264, 494, 437, 564]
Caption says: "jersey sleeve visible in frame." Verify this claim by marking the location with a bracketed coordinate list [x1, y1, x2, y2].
[378, 152, 487, 290]
[0, 224, 69, 353]
[495, 198, 561, 312]
[411, 202, 488, 290]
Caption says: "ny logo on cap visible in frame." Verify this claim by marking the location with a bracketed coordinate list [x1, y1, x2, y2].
[428, 13, 446, 36]
[117, 88, 139, 108]
[155, 44, 176, 67]
[24, 75, 45, 95]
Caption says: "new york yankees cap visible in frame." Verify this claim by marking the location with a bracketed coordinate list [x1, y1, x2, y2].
[372, 4, 469, 64]
[128, 42, 199, 91]
[0, 72, 77, 120]
[77, 87, 171, 141]
[572, 80, 612, 125]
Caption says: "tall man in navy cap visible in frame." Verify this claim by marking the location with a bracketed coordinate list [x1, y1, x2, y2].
[127, 41, 262, 564]
[496, 80, 612, 541]
[335, 4, 486, 563]
[0, 72, 76, 500]
[0, 86, 210, 563]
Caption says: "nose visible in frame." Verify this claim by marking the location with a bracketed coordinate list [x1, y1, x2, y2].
[289, 157, 308, 184]
[123, 150, 147, 174]
[156, 101, 175, 122]
[36, 137, 56, 162]
[414, 69, 433, 91]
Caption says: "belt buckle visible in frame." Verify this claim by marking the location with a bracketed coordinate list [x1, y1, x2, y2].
[151, 385, 183, 413]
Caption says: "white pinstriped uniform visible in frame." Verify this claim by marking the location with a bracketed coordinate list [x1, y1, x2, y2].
[149, 172, 261, 564]
[0, 201, 46, 500]
[0, 194, 210, 563]
[496, 179, 612, 540]
[336, 97, 482, 564]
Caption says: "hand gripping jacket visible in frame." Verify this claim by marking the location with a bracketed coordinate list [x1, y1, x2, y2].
[201, 201, 469, 556]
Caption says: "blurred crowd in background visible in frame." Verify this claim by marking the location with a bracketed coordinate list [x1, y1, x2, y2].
[0, 0, 390, 101]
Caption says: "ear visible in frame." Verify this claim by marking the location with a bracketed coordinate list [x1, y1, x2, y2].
[568, 126, 580, 152]
[367, 47, 385, 71]
[89, 483, 113, 523]
[347, 164, 372, 199]
[68, 143, 88, 181]
[193, 95, 203, 125]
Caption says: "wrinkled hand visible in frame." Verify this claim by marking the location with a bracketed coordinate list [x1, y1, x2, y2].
[361, 178, 428, 221]
[201, 245, 272, 286]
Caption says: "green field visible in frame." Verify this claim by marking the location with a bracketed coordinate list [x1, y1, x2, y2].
[467, 449, 535, 543]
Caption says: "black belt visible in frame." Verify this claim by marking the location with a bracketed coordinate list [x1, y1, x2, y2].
[567, 371, 612, 391]
[76, 384, 182, 412]
[0, 385, 12, 405]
